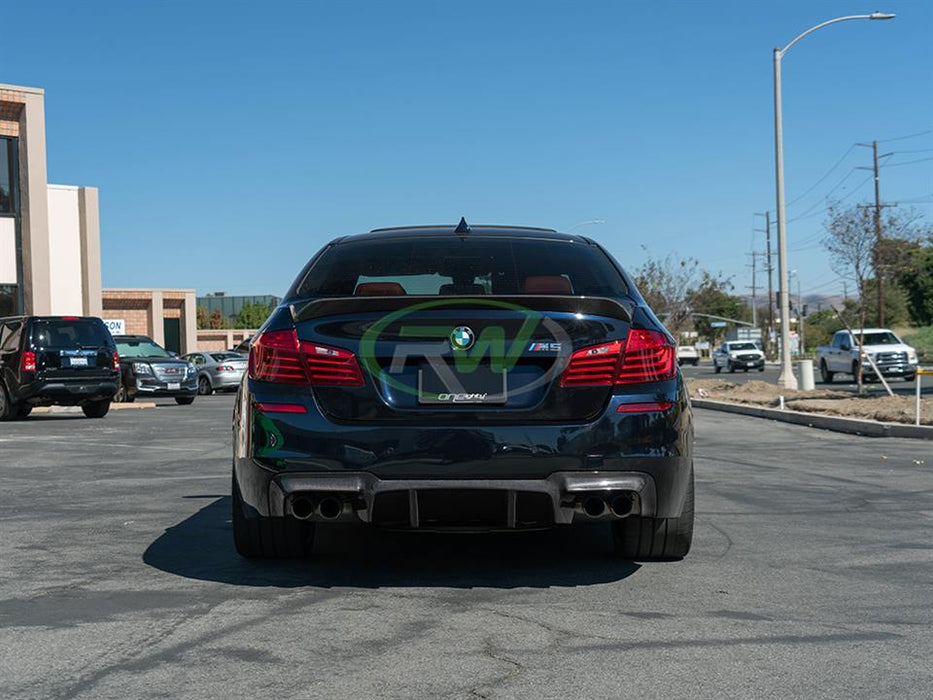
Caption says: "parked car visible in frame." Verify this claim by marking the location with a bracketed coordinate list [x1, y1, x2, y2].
[232, 223, 694, 561]
[712, 340, 765, 373]
[183, 351, 248, 395]
[232, 336, 252, 355]
[0, 315, 119, 419]
[112, 335, 198, 404]
[815, 328, 919, 383]
[677, 344, 700, 366]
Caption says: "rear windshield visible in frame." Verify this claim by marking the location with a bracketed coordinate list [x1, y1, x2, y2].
[295, 237, 628, 298]
[858, 332, 900, 346]
[31, 319, 111, 348]
[211, 352, 244, 361]
[115, 339, 173, 358]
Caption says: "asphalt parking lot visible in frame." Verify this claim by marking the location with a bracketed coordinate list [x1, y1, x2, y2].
[681, 361, 933, 397]
[1, 395, 932, 698]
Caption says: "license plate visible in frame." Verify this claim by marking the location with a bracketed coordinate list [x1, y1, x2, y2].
[417, 365, 508, 404]
[747, 361, 757, 367]
[69, 357, 89, 367]
[168, 382, 181, 391]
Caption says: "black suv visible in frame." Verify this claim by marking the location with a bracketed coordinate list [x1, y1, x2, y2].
[0, 316, 120, 419]
[112, 335, 198, 405]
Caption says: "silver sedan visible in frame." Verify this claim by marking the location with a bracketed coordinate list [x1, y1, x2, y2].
[183, 351, 248, 395]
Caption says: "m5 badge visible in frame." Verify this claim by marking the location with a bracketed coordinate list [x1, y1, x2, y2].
[527, 342, 562, 352]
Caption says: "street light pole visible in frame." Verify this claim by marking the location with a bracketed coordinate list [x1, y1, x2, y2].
[772, 12, 895, 390]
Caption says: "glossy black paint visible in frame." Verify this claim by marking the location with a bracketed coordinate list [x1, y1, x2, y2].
[234, 226, 693, 528]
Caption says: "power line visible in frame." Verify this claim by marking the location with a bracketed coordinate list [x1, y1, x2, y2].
[878, 127, 933, 143]
[786, 144, 856, 208]
[881, 156, 933, 169]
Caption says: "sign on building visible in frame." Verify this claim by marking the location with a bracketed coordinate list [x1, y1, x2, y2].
[103, 319, 125, 335]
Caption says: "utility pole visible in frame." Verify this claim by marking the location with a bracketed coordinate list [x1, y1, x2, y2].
[857, 140, 894, 325]
[755, 212, 776, 357]
[747, 251, 759, 327]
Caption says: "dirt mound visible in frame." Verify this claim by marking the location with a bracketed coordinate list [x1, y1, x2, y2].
[688, 378, 931, 426]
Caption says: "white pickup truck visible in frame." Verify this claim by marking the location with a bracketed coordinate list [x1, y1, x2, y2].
[815, 328, 919, 383]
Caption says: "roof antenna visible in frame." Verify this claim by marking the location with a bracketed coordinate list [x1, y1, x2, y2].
[454, 217, 471, 235]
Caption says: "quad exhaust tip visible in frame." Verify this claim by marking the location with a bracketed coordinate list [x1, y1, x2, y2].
[580, 493, 635, 519]
[291, 495, 343, 521]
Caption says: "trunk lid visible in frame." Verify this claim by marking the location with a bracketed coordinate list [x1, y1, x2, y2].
[292, 295, 633, 423]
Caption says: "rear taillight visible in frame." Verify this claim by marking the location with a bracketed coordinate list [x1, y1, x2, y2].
[113, 351, 120, 371]
[21, 351, 37, 373]
[561, 341, 623, 386]
[302, 343, 364, 386]
[249, 329, 307, 384]
[615, 329, 676, 384]
[561, 329, 675, 387]
[248, 330, 364, 387]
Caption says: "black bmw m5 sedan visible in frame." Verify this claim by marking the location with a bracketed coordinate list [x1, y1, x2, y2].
[232, 221, 694, 560]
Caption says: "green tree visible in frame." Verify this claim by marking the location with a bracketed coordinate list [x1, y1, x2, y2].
[234, 302, 273, 329]
[631, 250, 700, 336]
[898, 241, 933, 325]
[196, 306, 210, 329]
[686, 273, 750, 343]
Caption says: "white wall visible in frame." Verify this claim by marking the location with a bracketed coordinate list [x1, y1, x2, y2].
[46, 185, 84, 315]
[0, 217, 15, 285]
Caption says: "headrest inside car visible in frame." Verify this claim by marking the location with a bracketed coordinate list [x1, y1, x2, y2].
[523, 275, 573, 294]
[354, 282, 407, 296]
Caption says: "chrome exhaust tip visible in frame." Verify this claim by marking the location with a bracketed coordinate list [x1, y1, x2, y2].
[609, 494, 634, 518]
[291, 496, 316, 520]
[582, 497, 607, 518]
[318, 496, 343, 521]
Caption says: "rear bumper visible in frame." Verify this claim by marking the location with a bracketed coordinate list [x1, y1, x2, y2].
[208, 372, 244, 390]
[234, 380, 694, 523]
[266, 471, 657, 528]
[18, 377, 119, 405]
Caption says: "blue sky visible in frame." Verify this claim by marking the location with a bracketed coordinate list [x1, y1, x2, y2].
[4, 1, 932, 300]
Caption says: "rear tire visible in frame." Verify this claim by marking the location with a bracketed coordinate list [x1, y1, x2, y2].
[820, 360, 834, 384]
[232, 471, 315, 558]
[13, 405, 32, 420]
[714, 364, 721, 374]
[612, 466, 694, 561]
[758, 366, 765, 372]
[198, 376, 213, 396]
[0, 382, 12, 421]
[175, 396, 195, 405]
[82, 400, 111, 418]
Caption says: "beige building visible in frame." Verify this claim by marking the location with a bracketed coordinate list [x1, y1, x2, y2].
[1, 84, 101, 318]
[102, 289, 198, 355]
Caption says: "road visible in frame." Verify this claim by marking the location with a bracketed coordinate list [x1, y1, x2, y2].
[1, 395, 932, 698]
[681, 361, 933, 397]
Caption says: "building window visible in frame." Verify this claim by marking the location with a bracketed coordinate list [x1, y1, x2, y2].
[0, 137, 16, 215]
[0, 285, 17, 316]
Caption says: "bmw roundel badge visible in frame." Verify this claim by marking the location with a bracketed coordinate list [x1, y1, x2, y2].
[450, 326, 475, 351]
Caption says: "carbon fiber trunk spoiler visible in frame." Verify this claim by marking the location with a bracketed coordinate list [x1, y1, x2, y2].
[290, 295, 635, 323]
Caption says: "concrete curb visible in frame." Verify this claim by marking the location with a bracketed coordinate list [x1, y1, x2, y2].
[693, 398, 933, 440]
[31, 402, 157, 414]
